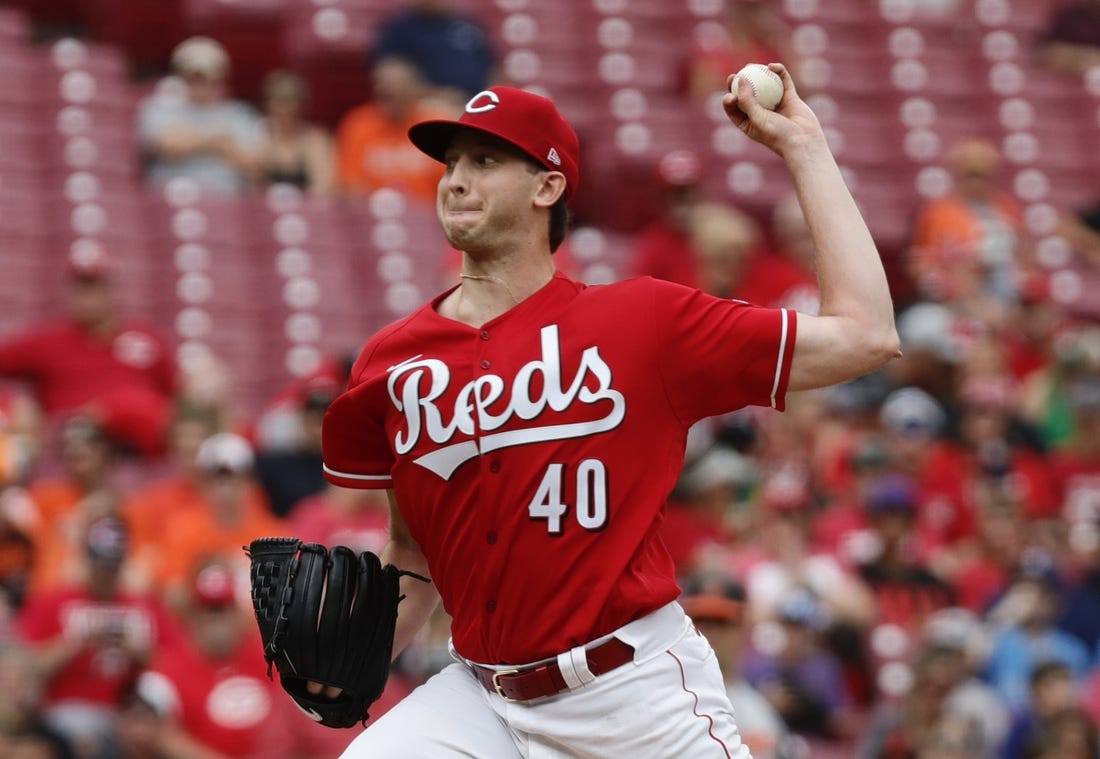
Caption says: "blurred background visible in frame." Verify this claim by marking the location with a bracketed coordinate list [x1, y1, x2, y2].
[1, 0, 1100, 757]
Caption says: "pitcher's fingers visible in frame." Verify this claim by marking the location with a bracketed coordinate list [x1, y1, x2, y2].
[722, 88, 747, 127]
[768, 63, 797, 101]
[732, 72, 768, 122]
[305, 681, 345, 699]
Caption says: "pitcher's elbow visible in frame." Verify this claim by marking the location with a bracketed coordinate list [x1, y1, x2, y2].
[874, 327, 902, 367]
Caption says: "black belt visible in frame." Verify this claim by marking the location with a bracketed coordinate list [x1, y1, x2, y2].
[471, 637, 636, 702]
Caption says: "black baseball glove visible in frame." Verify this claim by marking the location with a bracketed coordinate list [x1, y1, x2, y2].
[244, 537, 426, 728]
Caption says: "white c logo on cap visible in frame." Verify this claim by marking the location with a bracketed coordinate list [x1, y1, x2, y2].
[465, 90, 500, 114]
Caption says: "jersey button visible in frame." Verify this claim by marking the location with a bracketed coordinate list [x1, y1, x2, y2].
[486, 600, 497, 612]
[489, 460, 501, 473]
[479, 330, 490, 341]
[486, 531, 497, 545]
[480, 359, 491, 369]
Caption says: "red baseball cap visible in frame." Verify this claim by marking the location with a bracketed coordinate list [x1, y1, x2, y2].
[656, 149, 702, 187]
[408, 86, 580, 200]
[193, 562, 238, 607]
[67, 240, 112, 279]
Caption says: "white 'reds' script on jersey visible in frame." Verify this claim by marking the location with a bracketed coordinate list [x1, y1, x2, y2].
[386, 325, 626, 480]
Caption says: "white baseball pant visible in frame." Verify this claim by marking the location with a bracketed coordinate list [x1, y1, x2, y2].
[340, 601, 752, 758]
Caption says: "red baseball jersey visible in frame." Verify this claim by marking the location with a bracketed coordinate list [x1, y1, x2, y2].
[0, 319, 177, 453]
[323, 274, 796, 664]
[0, 319, 176, 413]
[16, 587, 182, 706]
[142, 629, 274, 758]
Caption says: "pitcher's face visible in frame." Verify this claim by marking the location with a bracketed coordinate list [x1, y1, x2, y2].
[437, 130, 544, 254]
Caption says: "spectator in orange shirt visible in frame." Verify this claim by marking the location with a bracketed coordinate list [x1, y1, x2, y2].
[909, 139, 1025, 306]
[123, 403, 224, 593]
[335, 56, 454, 203]
[155, 433, 283, 610]
[27, 415, 128, 596]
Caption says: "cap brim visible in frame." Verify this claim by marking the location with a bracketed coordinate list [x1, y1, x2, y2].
[408, 120, 550, 171]
[408, 120, 463, 163]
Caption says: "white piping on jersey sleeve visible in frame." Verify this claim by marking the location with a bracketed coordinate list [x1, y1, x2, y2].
[770, 308, 790, 410]
[322, 463, 393, 482]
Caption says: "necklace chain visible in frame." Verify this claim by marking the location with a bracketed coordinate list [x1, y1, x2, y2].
[458, 262, 556, 309]
[459, 272, 521, 306]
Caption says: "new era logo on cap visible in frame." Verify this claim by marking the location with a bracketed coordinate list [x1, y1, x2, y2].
[408, 86, 580, 199]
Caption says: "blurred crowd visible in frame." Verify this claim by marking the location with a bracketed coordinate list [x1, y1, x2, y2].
[2, 0, 1100, 758]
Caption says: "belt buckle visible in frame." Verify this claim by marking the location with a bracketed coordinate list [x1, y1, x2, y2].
[491, 668, 520, 702]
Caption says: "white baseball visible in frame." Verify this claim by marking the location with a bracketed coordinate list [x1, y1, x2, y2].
[731, 63, 784, 111]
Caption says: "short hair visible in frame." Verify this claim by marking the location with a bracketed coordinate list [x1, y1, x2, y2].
[549, 195, 569, 253]
[1030, 659, 1071, 688]
[524, 159, 570, 253]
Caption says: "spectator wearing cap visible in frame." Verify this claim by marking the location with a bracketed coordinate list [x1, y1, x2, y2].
[335, 56, 455, 202]
[875, 386, 978, 574]
[982, 553, 1091, 712]
[136, 36, 261, 195]
[855, 474, 955, 631]
[660, 445, 755, 574]
[680, 572, 795, 759]
[153, 433, 283, 610]
[741, 588, 856, 741]
[135, 560, 275, 759]
[918, 609, 1011, 759]
[112, 685, 169, 759]
[908, 139, 1024, 305]
[15, 516, 182, 758]
[888, 302, 962, 404]
[0, 250, 178, 457]
[630, 149, 706, 287]
[370, 0, 496, 107]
